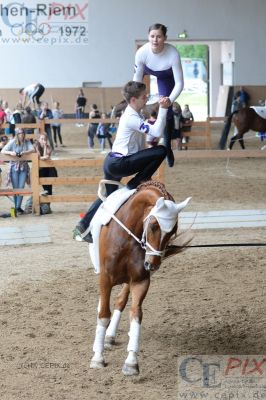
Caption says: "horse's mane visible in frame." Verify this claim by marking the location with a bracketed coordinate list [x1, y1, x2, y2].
[136, 180, 174, 201]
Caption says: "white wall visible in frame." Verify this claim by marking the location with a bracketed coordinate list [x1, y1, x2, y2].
[0, 0, 265, 89]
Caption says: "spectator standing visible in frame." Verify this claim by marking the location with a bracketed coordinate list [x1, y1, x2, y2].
[87, 104, 101, 151]
[228, 93, 244, 149]
[172, 102, 185, 150]
[75, 88, 87, 126]
[231, 94, 242, 114]
[52, 101, 64, 147]
[146, 110, 159, 147]
[237, 86, 250, 108]
[0, 135, 8, 151]
[181, 104, 194, 149]
[96, 113, 113, 153]
[2, 101, 12, 135]
[0, 103, 7, 134]
[8, 103, 24, 138]
[19, 83, 45, 108]
[34, 133, 58, 201]
[1, 128, 34, 214]
[21, 106, 36, 139]
[37, 102, 54, 150]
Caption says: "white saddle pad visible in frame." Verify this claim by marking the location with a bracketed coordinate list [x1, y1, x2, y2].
[88, 187, 136, 274]
[251, 106, 266, 119]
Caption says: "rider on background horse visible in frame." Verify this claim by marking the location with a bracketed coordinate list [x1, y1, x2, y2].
[73, 81, 169, 243]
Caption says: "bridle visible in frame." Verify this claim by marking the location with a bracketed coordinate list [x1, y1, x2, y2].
[108, 210, 166, 259]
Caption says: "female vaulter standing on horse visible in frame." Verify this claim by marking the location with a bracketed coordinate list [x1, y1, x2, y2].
[133, 23, 184, 167]
[73, 81, 169, 243]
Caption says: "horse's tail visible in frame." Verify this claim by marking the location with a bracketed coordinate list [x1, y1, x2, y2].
[218, 111, 238, 150]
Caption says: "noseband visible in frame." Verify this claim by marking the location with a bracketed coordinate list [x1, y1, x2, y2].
[141, 215, 165, 257]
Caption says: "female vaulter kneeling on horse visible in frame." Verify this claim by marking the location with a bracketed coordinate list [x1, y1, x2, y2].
[73, 80, 169, 243]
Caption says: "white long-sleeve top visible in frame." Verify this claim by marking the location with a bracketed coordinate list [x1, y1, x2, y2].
[133, 43, 184, 104]
[112, 105, 167, 156]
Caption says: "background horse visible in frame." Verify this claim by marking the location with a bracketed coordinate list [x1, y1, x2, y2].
[219, 108, 266, 150]
[90, 181, 191, 376]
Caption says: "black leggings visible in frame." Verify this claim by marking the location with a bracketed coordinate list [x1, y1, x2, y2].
[80, 145, 167, 230]
[31, 84, 45, 105]
[52, 126, 62, 145]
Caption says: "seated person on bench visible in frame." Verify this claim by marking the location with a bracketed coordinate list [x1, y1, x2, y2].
[73, 80, 169, 243]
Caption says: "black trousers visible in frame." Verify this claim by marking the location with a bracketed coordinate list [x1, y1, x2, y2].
[39, 167, 57, 195]
[80, 145, 167, 230]
[52, 126, 62, 144]
[163, 116, 175, 153]
[31, 84, 45, 105]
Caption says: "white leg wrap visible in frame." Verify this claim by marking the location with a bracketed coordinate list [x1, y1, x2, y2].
[125, 350, 138, 366]
[106, 309, 121, 338]
[93, 318, 110, 355]
[127, 319, 141, 354]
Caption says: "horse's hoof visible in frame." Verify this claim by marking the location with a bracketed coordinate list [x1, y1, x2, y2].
[104, 335, 115, 350]
[122, 362, 139, 376]
[90, 359, 106, 369]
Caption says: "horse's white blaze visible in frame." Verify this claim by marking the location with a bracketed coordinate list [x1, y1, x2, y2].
[127, 319, 141, 354]
[105, 309, 121, 338]
[92, 318, 110, 357]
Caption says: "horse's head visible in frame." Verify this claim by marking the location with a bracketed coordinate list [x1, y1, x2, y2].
[142, 196, 191, 272]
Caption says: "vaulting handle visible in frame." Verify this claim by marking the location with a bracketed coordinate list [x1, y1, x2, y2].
[97, 179, 125, 201]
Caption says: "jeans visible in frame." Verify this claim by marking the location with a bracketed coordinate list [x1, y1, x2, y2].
[45, 125, 54, 150]
[10, 167, 28, 209]
[80, 145, 167, 230]
[87, 124, 98, 148]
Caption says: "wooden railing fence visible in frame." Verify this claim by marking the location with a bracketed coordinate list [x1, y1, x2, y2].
[0, 153, 165, 215]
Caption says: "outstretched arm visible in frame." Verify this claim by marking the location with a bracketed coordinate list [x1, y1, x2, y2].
[128, 98, 168, 138]
[133, 49, 145, 82]
[168, 51, 184, 104]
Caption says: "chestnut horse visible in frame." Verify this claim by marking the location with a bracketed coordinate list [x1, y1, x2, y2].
[219, 108, 266, 150]
[90, 181, 191, 375]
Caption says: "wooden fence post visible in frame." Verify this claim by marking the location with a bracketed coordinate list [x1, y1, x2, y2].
[31, 153, 40, 214]
[38, 120, 46, 134]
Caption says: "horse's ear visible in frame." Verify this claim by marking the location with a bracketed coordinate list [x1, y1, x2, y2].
[155, 197, 165, 209]
[174, 197, 192, 214]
